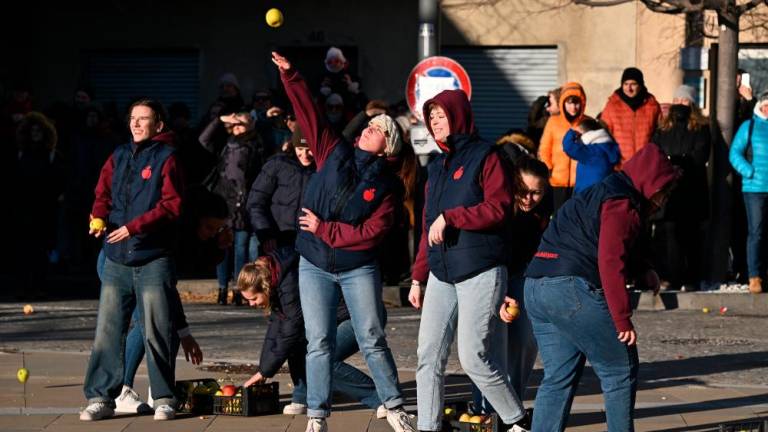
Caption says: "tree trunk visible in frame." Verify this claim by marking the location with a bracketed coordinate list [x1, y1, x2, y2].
[708, 5, 740, 283]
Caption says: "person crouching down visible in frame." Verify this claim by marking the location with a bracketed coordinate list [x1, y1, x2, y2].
[524, 143, 678, 431]
[236, 247, 388, 419]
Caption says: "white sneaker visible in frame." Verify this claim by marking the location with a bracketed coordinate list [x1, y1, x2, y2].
[115, 385, 152, 414]
[305, 417, 328, 432]
[283, 402, 307, 415]
[508, 425, 530, 432]
[79, 402, 115, 421]
[386, 407, 417, 432]
[153, 404, 175, 420]
[376, 405, 387, 419]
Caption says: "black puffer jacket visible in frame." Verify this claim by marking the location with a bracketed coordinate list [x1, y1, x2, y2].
[200, 119, 269, 230]
[652, 106, 711, 222]
[258, 247, 349, 378]
[246, 151, 314, 246]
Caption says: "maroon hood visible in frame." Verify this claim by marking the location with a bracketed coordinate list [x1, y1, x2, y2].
[621, 143, 680, 200]
[152, 131, 177, 146]
[422, 89, 476, 152]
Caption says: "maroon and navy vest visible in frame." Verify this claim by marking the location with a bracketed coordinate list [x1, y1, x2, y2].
[425, 134, 506, 283]
[104, 140, 177, 266]
[525, 172, 643, 286]
[296, 141, 396, 272]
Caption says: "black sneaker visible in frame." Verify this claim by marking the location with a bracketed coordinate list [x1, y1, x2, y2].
[217, 287, 227, 305]
[232, 291, 243, 306]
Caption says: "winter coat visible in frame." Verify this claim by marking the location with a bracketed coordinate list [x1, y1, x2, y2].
[562, 128, 621, 193]
[246, 152, 314, 246]
[199, 119, 269, 230]
[730, 105, 768, 193]
[600, 91, 661, 163]
[652, 107, 711, 221]
[538, 82, 586, 187]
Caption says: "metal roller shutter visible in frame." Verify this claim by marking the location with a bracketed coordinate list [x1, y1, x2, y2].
[442, 46, 559, 141]
[84, 50, 200, 122]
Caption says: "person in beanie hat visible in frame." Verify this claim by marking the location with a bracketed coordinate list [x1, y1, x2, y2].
[319, 47, 366, 116]
[730, 91, 768, 294]
[600, 66, 662, 163]
[217, 72, 245, 115]
[674, 84, 697, 105]
[247, 126, 315, 253]
[272, 51, 416, 432]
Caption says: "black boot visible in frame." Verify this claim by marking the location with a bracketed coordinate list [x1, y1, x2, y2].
[232, 291, 243, 306]
[217, 287, 228, 305]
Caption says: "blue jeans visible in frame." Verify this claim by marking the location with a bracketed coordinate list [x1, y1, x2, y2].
[744, 192, 768, 278]
[525, 276, 638, 432]
[417, 266, 525, 430]
[298, 257, 404, 418]
[97, 249, 144, 389]
[471, 273, 538, 414]
[84, 256, 180, 408]
[292, 319, 381, 409]
[216, 230, 259, 288]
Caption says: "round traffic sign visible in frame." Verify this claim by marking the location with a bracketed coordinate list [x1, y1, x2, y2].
[406, 56, 472, 121]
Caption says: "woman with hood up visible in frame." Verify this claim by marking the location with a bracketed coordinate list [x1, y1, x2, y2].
[408, 89, 530, 431]
[538, 82, 587, 210]
[271, 52, 416, 432]
[524, 143, 679, 430]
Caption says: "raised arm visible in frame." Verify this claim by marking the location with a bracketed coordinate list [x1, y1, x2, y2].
[272, 52, 339, 169]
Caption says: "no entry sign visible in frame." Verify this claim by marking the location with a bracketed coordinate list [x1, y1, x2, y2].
[406, 56, 472, 122]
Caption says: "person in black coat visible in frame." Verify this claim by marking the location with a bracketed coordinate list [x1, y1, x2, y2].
[236, 247, 385, 417]
[651, 85, 711, 291]
[199, 112, 271, 305]
[246, 127, 314, 252]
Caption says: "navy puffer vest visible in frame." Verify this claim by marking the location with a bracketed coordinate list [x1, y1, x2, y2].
[104, 140, 176, 266]
[296, 141, 395, 272]
[525, 172, 643, 287]
[425, 134, 506, 283]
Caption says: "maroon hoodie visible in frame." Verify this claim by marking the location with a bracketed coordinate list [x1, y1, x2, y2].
[411, 90, 513, 283]
[92, 131, 184, 236]
[598, 143, 679, 331]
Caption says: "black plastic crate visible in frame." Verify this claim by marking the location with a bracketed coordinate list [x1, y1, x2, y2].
[175, 378, 219, 415]
[719, 419, 768, 432]
[213, 382, 279, 416]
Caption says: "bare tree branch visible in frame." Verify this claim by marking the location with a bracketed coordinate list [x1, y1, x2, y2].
[573, 0, 634, 6]
[737, 0, 768, 14]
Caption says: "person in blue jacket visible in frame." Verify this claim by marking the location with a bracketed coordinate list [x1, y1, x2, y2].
[562, 117, 621, 194]
[729, 91, 768, 294]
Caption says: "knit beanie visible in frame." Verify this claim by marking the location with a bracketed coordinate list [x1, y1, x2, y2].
[674, 85, 697, 104]
[369, 114, 402, 157]
[325, 47, 347, 73]
[219, 73, 240, 89]
[620, 67, 645, 87]
[291, 127, 308, 149]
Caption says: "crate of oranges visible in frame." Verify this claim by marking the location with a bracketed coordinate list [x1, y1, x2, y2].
[213, 382, 279, 416]
[456, 412, 499, 432]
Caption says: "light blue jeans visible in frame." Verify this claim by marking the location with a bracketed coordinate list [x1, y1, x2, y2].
[416, 266, 525, 430]
[292, 319, 381, 409]
[298, 257, 404, 418]
[216, 230, 259, 288]
[525, 276, 638, 432]
[471, 272, 538, 413]
[84, 256, 179, 408]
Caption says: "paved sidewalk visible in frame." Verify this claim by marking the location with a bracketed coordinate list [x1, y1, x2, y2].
[1, 350, 767, 431]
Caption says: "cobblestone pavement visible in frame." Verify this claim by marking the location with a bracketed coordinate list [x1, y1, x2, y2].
[1, 301, 767, 387]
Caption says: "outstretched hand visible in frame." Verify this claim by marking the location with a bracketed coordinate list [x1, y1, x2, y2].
[271, 52, 291, 72]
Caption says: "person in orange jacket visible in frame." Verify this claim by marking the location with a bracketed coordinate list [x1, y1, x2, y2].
[599, 67, 662, 163]
[538, 82, 586, 210]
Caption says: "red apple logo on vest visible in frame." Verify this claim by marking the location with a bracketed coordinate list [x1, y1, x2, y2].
[363, 188, 376, 202]
[453, 166, 464, 180]
[141, 166, 152, 180]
